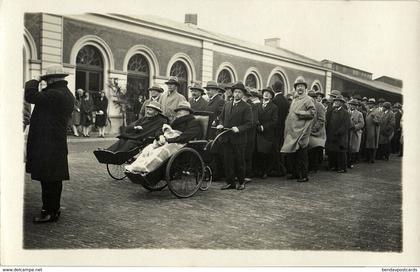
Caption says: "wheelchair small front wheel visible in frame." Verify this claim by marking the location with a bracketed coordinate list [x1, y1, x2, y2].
[106, 164, 127, 180]
[199, 166, 212, 191]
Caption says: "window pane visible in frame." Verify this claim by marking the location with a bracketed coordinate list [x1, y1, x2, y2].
[269, 73, 284, 91]
[170, 61, 188, 98]
[217, 69, 232, 84]
[76, 70, 87, 91]
[76, 45, 103, 68]
[245, 74, 257, 88]
[127, 54, 149, 76]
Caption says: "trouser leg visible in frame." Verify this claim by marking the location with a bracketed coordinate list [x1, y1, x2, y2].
[337, 152, 346, 171]
[233, 144, 246, 184]
[223, 143, 235, 186]
[296, 147, 308, 179]
[40, 180, 63, 213]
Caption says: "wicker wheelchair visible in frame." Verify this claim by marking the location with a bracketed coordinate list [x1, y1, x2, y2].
[126, 111, 231, 198]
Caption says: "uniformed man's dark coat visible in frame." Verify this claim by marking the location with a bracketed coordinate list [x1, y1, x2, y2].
[25, 79, 75, 181]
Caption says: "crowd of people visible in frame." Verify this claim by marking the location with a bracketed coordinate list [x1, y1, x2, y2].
[108, 74, 403, 189]
[24, 63, 403, 223]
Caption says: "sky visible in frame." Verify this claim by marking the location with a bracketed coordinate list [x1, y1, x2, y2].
[117, 0, 418, 83]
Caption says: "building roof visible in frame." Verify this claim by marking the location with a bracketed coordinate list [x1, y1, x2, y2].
[333, 71, 402, 95]
[110, 14, 324, 68]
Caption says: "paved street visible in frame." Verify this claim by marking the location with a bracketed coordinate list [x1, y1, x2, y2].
[23, 138, 402, 251]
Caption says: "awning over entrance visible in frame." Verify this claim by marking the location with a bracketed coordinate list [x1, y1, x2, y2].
[333, 71, 402, 102]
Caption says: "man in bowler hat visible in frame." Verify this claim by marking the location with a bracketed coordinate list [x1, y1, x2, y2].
[217, 82, 252, 190]
[25, 64, 75, 223]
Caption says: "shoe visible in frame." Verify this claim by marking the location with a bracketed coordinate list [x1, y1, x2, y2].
[221, 184, 236, 190]
[244, 178, 252, 184]
[297, 177, 309, 182]
[348, 165, 354, 169]
[261, 173, 268, 179]
[337, 169, 346, 173]
[73, 134, 79, 137]
[237, 184, 245, 190]
[33, 210, 61, 224]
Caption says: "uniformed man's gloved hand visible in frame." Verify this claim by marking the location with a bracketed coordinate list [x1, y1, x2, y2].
[216, 125, 223, 130]
[232, 126, 239, 133]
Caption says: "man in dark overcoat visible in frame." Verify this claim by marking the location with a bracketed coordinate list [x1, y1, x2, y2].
[217, 82, 252, 190]
[104, 101, 168, 152]
[271, 80, 289, 176]
[203, 81, 226, 181]
[255, 87, 278, 178]
[243, 87, 260, 182]
[377, 102, 395, 161]
[325, 95, 351, 173]
[188, 82, 208, 112]
[325, 89, 341, 170]
[204, 81, 226, 124]
[391, 103, 403, 154]
[25, 64, 75, 223]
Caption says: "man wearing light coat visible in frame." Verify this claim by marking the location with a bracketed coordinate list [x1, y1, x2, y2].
[347, 99, 365, 168]
[281, 76, 315, 182]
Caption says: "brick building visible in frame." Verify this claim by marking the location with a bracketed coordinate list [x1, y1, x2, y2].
[23, 13, 402, 134]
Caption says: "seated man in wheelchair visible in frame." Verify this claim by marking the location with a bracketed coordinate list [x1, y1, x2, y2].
[125, 101, 202, 173]
[102, 101, 168, 153]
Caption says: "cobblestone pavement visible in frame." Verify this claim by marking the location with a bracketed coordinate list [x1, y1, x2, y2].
[23, 139, 402, 251]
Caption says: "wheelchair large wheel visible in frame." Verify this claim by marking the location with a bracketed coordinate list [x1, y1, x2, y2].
[199, 166, 212, 191]
[106, 164, 126, 180]
[166, 147, 204, 198]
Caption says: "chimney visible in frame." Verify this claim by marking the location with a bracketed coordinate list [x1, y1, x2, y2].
[264, 38, 281, 48]
[185, 14, 198, 27]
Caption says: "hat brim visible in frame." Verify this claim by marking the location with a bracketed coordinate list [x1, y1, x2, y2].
[294, 83, 308, 89]
[165, 81, 180, 86]
[40, 73, 69, 80]
[145, 105, 162, 113]
[333, 98, 346, 103]
[148, 87, 164, 93]
[204, 86, 225, 92]
[262, 89, 275, 97]
[190, 87, 205, 94]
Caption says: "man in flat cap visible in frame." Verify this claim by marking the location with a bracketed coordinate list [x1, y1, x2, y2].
[188, 82, 208, 112]
[160, 76, 187, 122]
[25, 64, 75, 223]
[217, 81, 252, 190]
[139, 84, 164, 118]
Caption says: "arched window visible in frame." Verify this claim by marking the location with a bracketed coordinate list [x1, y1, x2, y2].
[75, 45, 104, 104]
[217, 69, 233, 84]
[127, 54, 150, 99]
[170, 60, 188, 98]
[245, 74, 258, 89]
[269, 73, 285, 92]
